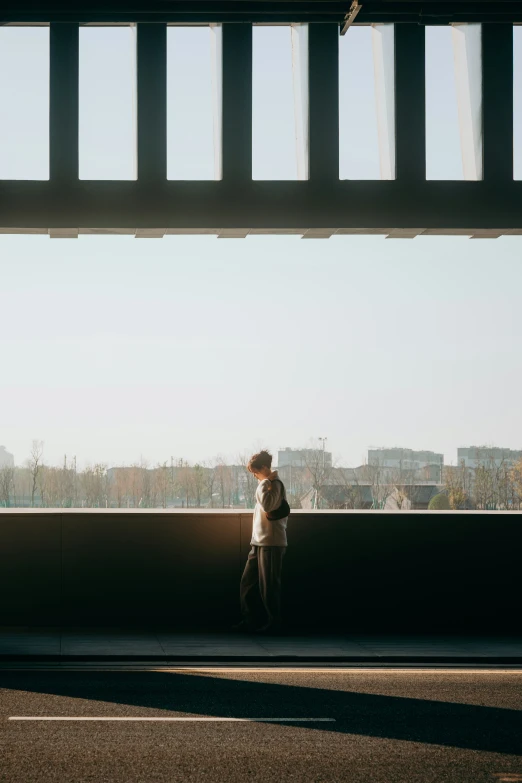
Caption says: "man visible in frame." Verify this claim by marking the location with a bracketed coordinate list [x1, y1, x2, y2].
[236, 449, 288, 634]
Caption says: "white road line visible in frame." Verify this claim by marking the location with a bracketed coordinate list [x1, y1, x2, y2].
[8, 717, 335, 723]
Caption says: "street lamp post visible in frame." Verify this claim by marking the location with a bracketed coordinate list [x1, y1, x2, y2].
[316, 437, 328, 508]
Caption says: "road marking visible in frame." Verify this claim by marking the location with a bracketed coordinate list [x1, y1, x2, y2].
[9, 716, 335, 723]
[491, 776, 522, 782]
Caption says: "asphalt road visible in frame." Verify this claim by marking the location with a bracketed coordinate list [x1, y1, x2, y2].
[1, 668, 521, 782]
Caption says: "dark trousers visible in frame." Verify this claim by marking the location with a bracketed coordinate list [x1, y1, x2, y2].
[240, 545, 286, 629]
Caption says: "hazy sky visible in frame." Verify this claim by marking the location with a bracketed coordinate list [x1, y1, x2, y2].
[0, 25, 521, 468]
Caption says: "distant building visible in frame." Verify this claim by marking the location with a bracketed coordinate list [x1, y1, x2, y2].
[300, 480, 441, 511]
[300, 484, 374, 510]
[458, 446, 522, 468]
[368, 448, 444, 472]
[384, 484, 441, 511]
[277, 447, 332, 469]
[0, 446, 14, 468]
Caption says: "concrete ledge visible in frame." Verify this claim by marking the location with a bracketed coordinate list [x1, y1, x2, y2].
[1, 629, 521, 665]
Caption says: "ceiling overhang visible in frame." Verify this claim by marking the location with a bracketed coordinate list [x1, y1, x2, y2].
[3, 1, 522, 26]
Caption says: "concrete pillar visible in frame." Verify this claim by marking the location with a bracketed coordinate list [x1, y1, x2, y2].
[371, 24, 395, 180]
[291, 23, 309, 180]
[452, 24, 483, 181]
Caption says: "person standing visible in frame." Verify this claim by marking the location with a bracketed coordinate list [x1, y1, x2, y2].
[236, 450, 289, 634]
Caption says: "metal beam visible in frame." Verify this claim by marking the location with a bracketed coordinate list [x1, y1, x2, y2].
[483, 23, 514, 183]
[309, 23, 339, 183]
[137, 23, 166, 183]
[222, 23, 252, 182]
[4, 2, 522, 25]
[2, 9, 522, 234]
[395, 23, 425, 182]
[49, 23, 79, 183]
[4, 181, 522, 231]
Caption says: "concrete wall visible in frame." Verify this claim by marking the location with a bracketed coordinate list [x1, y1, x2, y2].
[0, 510, 520, 632]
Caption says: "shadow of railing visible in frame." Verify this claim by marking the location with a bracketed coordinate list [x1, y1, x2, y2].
[1, 670, 521, 756]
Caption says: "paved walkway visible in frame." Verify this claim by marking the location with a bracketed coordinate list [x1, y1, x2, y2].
[1, 629, 522, 663]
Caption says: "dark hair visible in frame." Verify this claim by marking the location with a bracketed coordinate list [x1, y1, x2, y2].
[247, 450, 273, 474]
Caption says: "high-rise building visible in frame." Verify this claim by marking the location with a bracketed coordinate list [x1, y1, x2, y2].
[0, 446, 14, 468]
[458, 446, 522, 468]
[368, 448, 444, 471]
[277, 447, 332, 469]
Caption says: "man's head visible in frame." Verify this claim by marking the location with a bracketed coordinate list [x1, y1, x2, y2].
[247, 450, 273, 481]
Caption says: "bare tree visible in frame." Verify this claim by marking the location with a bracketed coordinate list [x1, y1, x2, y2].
[82, 464, 110, 508]
[203, 459, 218, 508]
[215, 455, 232, 508]
[388, 462, 419, 509]
[237, 451, 257, 508]
[38, 466, 57, 507]
[154, 462, 170, 508]
[511, 458, 522, 510]
[12, 467, 31, 507]
[443, 461, 471, 509]
[53, 455, 77, 507]
[140, 461, 156, 508]
[472, 453, 498, 510]
[465, 447, 520, 511]
[175, 460, 193, 508]
[27, 440, 44, 507]
[363, 461, 393, 509]
[276, 464, 307, 509]
[111, 467, 130, 508]
[190, 464, 206, 508]
[331, 466, 369, 509]
[496, 459, 516, 510]
[301, 439, 333, 509]
[0, 465, 15, 508]
[129, 463, 146, 507]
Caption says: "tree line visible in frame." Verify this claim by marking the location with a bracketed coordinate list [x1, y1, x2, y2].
[0, 442, 261, 509]
[443, 458, 522, 510]
[1, 440, 522, 510]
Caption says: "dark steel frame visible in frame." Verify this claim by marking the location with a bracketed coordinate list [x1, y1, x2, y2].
[0, 4, 520, 232]
[3, 2, 522, 26]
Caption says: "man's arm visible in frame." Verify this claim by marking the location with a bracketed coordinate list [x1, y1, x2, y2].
[257, 479, 283, 513]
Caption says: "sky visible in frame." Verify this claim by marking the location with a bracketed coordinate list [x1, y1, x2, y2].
[0, 25, 521, 469]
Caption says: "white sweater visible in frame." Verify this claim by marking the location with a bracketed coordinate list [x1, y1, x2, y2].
[250, 470, 288, 547]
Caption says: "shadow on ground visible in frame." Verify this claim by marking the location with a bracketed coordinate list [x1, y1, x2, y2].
[0, 671, 521, 755]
